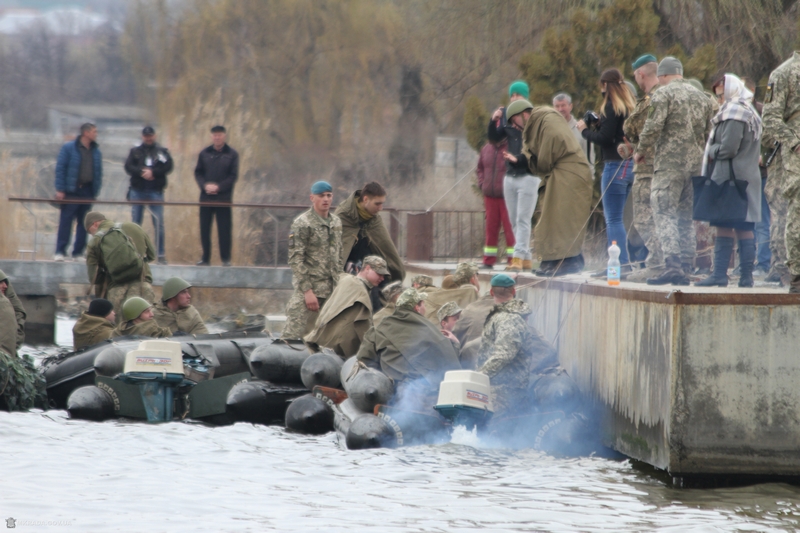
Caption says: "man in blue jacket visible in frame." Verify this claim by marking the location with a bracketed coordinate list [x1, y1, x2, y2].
[54, 123, 102, 261]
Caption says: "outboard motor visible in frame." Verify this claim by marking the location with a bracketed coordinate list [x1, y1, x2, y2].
[115, 340, 187, 423]
[434, 370, 493, 430]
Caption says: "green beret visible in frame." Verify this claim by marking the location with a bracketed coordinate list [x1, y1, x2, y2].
[490, 273, 516, 288]
[311, 181, 332, 194]
[632, 54, 657, 70]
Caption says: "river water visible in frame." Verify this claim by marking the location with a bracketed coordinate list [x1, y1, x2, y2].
[5, 319, 800, 532]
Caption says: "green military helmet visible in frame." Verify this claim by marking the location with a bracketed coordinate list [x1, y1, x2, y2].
[506, 99, 533, 120]
[122, 297, 152, 321]
[162, 277, 192, 301]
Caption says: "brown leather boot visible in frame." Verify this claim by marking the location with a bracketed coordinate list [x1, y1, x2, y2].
[506, 257, 523, 272]
[789, 275, 800, 294]
[522, 259, 533, 272]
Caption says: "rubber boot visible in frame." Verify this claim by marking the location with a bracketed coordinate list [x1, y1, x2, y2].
[789, 275, 800, 294]
[737, 238, 755, 288]
[522, 259, 533, 272]
[647, 255, 690, 285]
[506, 257, 523, 272]
[695, 237, 733, 287]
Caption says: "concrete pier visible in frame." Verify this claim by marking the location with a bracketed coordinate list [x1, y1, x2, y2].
[406, 263, 800, 479]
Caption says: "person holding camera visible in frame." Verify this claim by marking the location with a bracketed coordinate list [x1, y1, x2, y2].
[577, 68, 637, 275]
[487, 80, 540, 273]
[694, 74, 762, 287]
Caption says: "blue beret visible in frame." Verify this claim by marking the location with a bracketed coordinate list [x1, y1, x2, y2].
[632, 54, 657, 70]
[311, 181, 332, 194]
[490, 274, 516, 287]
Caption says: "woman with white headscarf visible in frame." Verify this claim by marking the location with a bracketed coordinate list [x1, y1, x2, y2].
[695, 73, 763, 288]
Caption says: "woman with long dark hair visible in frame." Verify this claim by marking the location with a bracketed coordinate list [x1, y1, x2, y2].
[577, 68, 636, 272]
[695, 74, 762, 287]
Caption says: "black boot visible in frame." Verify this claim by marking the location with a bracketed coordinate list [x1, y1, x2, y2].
[737, 238, 755, 288]
[695, 237, 733, 287]
[647, 255, 690, 285]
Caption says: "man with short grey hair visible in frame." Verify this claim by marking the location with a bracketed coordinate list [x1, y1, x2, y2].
[553, 93, 594, 166]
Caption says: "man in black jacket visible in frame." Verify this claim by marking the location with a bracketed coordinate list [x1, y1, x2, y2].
[124, 126, 173, 264]
[194, 125, 239, 266]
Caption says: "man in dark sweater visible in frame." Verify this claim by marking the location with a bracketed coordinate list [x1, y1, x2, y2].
[124, 126, 173, 264]
[194, 125, 239, 266]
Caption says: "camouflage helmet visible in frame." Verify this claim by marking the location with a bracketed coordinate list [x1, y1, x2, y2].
[362, 255, 390, 276]
[0, 269, 7, 283]
[162, 277, 192, 301]
[122, 297, 152, 321]
[380, 281, 404, 301]
[506, 99, 533, 120]
[396, 288, 427, 310]
[452, 262, 479, 286]
[436, 301, 462, 323]
[411, 274, 434, 288]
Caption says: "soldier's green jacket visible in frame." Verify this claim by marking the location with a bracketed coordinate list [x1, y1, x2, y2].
[72, 312, 114, 350]
[0, 294, 18, 357]
[288, 208, 342, 299]
[335, 191, 405, 282]
[356, 307, 461, 387]
[763, 51, 800, 197]
[422, 285, 478, 325]
[113, 319, 172, 339]
[4, 283, 26, 349]
[304, 273, 373, 358]
[624, 84, 659, 175]
[637, 78, 714, 174]
[87, 220, 155, 297]
[452, 294, 494, 346]
[153, 302, 209, 335]
[477, 299, 558, 412]
[372, 302, 394, 328]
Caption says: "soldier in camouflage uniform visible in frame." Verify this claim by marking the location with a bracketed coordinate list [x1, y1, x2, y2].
[762, 51, 800, 292]
[622, 55, 663, 281]
[634, 57, 714, 285]
[477, 274, 557, 417]
[281, 181, 343, 340]
[411, 275, 437, 292]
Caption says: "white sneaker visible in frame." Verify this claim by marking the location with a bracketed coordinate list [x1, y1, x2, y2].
[54, 254, 66, 262]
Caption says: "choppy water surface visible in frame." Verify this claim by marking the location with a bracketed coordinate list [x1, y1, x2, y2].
[5, 319, 800, 532]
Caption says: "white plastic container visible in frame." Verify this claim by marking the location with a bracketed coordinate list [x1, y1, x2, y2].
[607, 241, 621, 286]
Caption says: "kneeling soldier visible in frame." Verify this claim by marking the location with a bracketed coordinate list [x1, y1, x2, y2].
[153, 277, 209, 335]
[114, 297, 172, 338]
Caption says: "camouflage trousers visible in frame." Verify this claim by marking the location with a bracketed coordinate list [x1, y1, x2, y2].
[651, 170, 695, 262]
[491, 383, 527, 418]
[280, 291, 326, 340]
[766, 157, 789, 276]
[106, 281, 155, 325]
[783, 149, 800, 275]
[631, 175, 663, 267]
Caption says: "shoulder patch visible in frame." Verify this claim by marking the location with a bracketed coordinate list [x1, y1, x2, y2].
[765, 82, 774, 104]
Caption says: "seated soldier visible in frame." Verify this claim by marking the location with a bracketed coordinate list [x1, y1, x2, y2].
[423, 262, 479, 323]
[305, 256, 389, 358]
[0, 269, 26, 351]
[114, 297, 172, 338]
[437, 301, 462, 334]
[356, 288, 461, 408]
[72, 298, 116, 349]
[372, 280, 403, 328]
[153, 277, 209, 335]
[477, 274, 558, 417]
[411, 274, 438, 292]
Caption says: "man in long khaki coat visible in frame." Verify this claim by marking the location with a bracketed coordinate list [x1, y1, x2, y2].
[153, 277, 208, 335]
[513, 100, 594, 276]
[305, 256, 389, 358]
[335, 181, 405, 282]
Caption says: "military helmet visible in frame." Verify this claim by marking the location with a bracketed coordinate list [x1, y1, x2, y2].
[122, 297, 152, 321]
[162, 277, 192, 301]
[506, 99, 534, 119]
[0, 269, 7, 283]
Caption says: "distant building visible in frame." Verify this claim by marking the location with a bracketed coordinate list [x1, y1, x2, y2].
[47, 104, 151, 139]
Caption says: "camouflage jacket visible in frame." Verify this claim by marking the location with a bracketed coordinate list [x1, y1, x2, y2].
[477, 299, 557, 388]
[288, 208, 343, 299]
[624, 85, 659, 175]
[637, 78, 714, 174]
[763, 51, 800, 195]
[153, 302, 209, 335]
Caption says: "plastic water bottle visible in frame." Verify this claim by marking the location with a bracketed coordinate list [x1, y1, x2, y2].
[607, 241, 621, 286]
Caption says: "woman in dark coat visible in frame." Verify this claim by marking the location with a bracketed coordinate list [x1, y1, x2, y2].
[695, 74, 762, 287]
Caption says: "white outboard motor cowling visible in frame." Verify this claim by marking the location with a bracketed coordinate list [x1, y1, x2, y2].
[434, 370, 493, 429]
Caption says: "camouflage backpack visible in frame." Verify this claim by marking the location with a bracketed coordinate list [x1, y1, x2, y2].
[95, 223, 144, 284]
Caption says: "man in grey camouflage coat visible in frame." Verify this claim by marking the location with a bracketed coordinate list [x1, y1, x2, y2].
[634, 57, 714, 285]
[623, 54, 663, 281]
[762, 51, 800, 292]
[477, 274, 557, 417]
[281, 181, 343, 340]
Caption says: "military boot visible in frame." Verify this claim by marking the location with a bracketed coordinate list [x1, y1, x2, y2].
[695, 237, 733, 287]
[737, 238, 755, 288]
[506, 257, 523, 272]
[789, 275, 800, 294]
[647, 255, 690, 286]
[522, 259, 533, 272]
